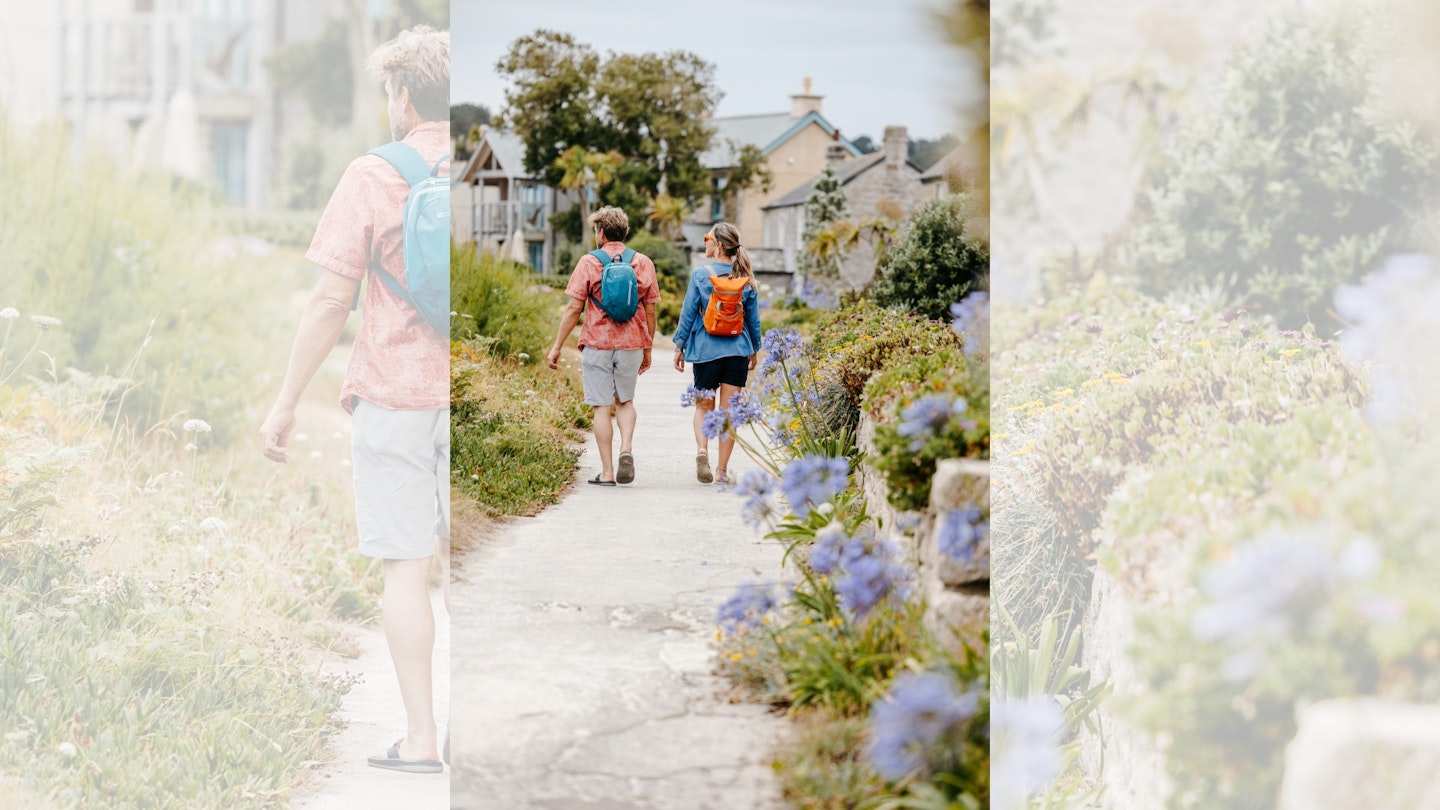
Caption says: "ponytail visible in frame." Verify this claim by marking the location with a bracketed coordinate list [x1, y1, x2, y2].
[711, 221, 755, 290]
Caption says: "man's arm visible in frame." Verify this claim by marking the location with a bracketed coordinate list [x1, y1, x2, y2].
[547, 297, 585, 370]
[639, 302, 659, 375]
[260, 269, 361, 462]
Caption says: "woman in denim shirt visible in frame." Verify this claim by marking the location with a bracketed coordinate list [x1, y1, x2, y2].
[672, 222, 763, 484]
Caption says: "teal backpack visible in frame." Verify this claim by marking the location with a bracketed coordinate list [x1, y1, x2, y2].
[366, 141, 451, 336]
[588, 247, 639, 322]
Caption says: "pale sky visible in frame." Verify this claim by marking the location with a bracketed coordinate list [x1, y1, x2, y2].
[450, 0, 977, 144]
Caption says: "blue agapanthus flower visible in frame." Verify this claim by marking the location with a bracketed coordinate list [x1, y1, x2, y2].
[701, 409, 731, 440]
[867, 671, 980, 780]
[897, 395, 964, 451]
[991, 696, 1064, 808]
[950, 291, 990, 358]
[937, 507, 988, 563]
[758, 328, 807, 376]
[717, 581, 779, 633]
[733, 470, 781, 529]
[681, 385, 718, 407]
[727, 390, 766, 427]
[809, 523, 851, 575]
[779, 455, 850, 518]
[834, 538, 911, 619]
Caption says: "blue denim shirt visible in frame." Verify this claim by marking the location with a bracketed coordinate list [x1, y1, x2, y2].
[672, 263, 763, 364]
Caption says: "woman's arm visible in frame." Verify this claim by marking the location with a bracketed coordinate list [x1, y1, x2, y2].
[672, 270, 704, 354]
[744, 284, 763, 358]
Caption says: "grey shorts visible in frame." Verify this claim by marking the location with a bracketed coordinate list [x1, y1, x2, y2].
[351, 399, 449, 560]
[580, 347, 644, 407]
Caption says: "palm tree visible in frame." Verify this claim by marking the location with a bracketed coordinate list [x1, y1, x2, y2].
[808, 219, 858, 278]
[647, 193, 689, 242]
[553, 146, 623, 236]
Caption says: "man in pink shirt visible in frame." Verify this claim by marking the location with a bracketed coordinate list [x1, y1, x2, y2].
[546, 206, 660, 485]
[260, 26, 448, 774]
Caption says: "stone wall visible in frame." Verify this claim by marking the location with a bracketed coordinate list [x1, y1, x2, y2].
[857, 411, 988, 654]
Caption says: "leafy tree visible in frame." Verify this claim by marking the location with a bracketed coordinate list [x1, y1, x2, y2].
[801, 164, 850, 279]
[851, 135, 879, 154]
[495, 30, 603, 186]
[451, 103, 491, 160]
[910, 134, 963, 170]
[495, 31, 722, 211]
[596, 51, 719, 203]
[1127, 6, 1436, 328]
[873, 194, 988, 321]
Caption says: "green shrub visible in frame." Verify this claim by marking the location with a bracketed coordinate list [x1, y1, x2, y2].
[868, 356, 990, 511]
[0, 125, 291, 446]
[1126, 5, 1435, 328]
[450, 242, 558, 361]
[872, 194, 988, 321]
[811, 302, 963, 422]
[450, 342, 589, 516]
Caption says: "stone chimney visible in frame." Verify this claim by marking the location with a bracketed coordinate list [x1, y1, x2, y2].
[882, 125, 909, 170]
[790, 76, 823, 118]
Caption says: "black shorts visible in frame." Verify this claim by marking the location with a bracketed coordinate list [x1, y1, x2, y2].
[692, 355, 750, 391]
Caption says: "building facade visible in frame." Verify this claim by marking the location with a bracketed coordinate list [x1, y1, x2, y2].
[452, 125, 570, 273]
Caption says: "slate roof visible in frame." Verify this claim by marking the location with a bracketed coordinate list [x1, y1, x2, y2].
[700, 111, 862, 169]
[458, 127, 531, 183]
[920, 144, 969, 183]
[762, 151, 925, 210]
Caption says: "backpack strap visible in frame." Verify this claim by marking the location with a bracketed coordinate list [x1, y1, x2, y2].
[366, 141, 431, 188]
[352, 142, 431, 312]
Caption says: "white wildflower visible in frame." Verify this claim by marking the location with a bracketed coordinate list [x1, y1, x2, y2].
[56, 742, 77, 758]
[184, 442, 197, 452]
[0, 307, 17, 319]
[199, 517, 228, 536]
[309, 450, 323, 460]
[182, 419, 212, 434]
[30, 314, 61, 329]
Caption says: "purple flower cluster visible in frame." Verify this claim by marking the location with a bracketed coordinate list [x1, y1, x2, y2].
[1191, 530, 1382, 680]
[717, 581, 779, 633]
[699, 391, 768, 440]
[809, 523, 911, 618]
[950, 291, 990, 358]
[1333, 254, 1438, 424]
[758, 328, 807, 377]
[779, 455, 850, 518]
[937, 507, 988, 563]
[991, 697, 1064, 809]
[681, 385, 718, 407]
[897, 395, 968, 451]
[834, 538, 912, 619]
[867, 671, 980, 780]
[733, 470, 781, 529]
[701, 409, 730, 440]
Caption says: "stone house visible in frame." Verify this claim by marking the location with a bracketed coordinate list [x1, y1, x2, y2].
[920, 143, 973, 199]
[690, 78, 864, 273]
[452, 125, 572, 272]
[761, 125, 927, 289]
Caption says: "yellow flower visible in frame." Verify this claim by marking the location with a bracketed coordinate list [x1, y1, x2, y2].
[1197, 341, 1212, 348]
[1052, 388, 1074, 399]
[1280, 348, 1301, 357]
[731, 653, 742, 661]
[994, 432, 1008, 440]
[1081, 379, 1105, 388]
[1104, 372, 1128, 381]
[1015, 442, 1035, 456]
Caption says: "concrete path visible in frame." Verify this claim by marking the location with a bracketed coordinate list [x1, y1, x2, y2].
[293, 590, 450, 809]
[449, 341, 788, 809]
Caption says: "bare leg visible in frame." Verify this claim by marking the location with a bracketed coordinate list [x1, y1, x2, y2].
[436, 535, 449, 615]
[382, 557, 439, 761]
[615, 399, 637, 454]
[593, 405, 615, 481]
[693, 397, 714, 456]
[716, 383, 742, 477]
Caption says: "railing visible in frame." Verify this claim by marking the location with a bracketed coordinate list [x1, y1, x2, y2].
[475, 200, 548, 237]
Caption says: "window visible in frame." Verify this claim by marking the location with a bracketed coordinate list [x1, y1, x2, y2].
[528, 241, 544, 273]
[711, 175, 728, 221]
[211, 121, 247, 203]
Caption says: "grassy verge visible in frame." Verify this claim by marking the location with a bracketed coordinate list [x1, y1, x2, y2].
[449, 246, 591, 539]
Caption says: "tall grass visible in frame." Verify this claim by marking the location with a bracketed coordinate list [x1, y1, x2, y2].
[450, 242, 556, 360]
[2, 115, 377, 806]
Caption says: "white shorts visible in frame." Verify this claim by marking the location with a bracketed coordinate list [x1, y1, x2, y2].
[351, 399, 449, 560]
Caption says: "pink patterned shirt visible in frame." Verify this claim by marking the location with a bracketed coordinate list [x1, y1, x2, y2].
[306, 120, 450, 413]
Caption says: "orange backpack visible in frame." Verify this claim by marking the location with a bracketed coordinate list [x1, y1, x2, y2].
[703, 270, 749, 336]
